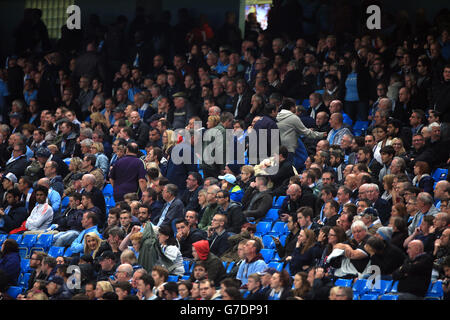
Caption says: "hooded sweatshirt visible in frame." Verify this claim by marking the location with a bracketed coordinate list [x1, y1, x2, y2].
[276, 109, 325, 153]
[192, 240, 226, 284]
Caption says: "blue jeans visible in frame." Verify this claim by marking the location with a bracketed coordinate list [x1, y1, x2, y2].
[53, 230, 80, 247]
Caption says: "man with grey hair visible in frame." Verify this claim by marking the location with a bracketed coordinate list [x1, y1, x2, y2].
[408, 192, 439, 235]
[114, 263, 134, 283]
[364, 183, 391, 226]
[198, 184, 221, 231]
[156, 183, 185, 229]
[389, 156, 407, 175]
[80, 173, 106, 226]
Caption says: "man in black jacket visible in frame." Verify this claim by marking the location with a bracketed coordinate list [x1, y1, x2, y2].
[207, 213, 233, 257]
[2, 143, 28, 179]
[0, 188, 28, 234]
[242, 175, 273, 222]
[279, 183, 317, 221]
[180, 172, 202, 213]
[216, 190, 245, 234]
[129, 111, 150, 149]
[392, 240, 433, 299]
[175, 219, 207, 259]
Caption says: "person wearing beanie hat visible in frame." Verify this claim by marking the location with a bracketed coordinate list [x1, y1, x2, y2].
[192, 240, 226, 285]
[376, 226, 393, 242]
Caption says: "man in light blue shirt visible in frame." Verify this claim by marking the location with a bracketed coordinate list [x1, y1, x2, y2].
[69, 211, 101, 254]
[237, 239, 267, 286]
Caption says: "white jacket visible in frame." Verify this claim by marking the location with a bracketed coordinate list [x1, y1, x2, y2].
[25, 203, 53, 231]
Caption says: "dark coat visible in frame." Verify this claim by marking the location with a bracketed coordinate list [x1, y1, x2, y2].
[290, 242, 322, 275]
[242, 189, 273, 221]
[3, 154, 29, 178]
[0, 204, 28, 234]
[131, 121, 150, 149]
[208, 230, 233, 257]
[218, 202, 246, 234]
[178, 228, 207, 259]
[392, 252, 433, 297]
[232, 91, 252, 121]
[180, 186, 201, 213]
[155, 198, 185, 231]
[0, 252, 21, 286]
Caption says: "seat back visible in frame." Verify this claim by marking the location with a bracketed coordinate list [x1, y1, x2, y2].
[335, 278, 353, 288]
[167, 275, 179, 282]
[256, 221, 272, 235]
[379, 294, 399, 300]
[267, 261, 283, 271]
[260, 249, 275, 263]
[271, 221, 288, 235]
[359, 293, 378, 300]
[262, 235, 276, 249]
[263, 209, 279, 222]
[226, 261, 235, 274]
[6, 286, 22, 299]
[7, 234, 23, 244]
[48, 246, 65, 258]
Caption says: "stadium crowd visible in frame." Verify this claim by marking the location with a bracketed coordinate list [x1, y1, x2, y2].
[0, 2, 450, 301]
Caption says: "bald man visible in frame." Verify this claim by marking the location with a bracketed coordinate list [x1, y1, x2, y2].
[434, 181, 450, 210]
[392, 239, 433, 299]
[279, 183, 317, 221]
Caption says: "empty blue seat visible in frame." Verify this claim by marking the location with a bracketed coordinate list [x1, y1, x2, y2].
[47, 246, 65, 258]
[262, 209, 279, 222]
[256, 221, 272, 235]
[7, 286, 23, 298]
[17, 273, 31, 289]
[270, 221, 289, 235]
[183, 260, 191, 275]
[8, 234, 23, 244]
[359, 293, 378, 300]
[352, 279, 368, 295]
[167, 275, 179, 282]
[267, 261, 283, 272]
[30, 234, 54, 254]
[389, 281, 398, 293]
[353, 120, 369, 136]
[262, 235, 276, 249]
[279, 234, 287, 247]
[272, 196, 286, 209]
[20, 259, 31, 273]
[363, 279, 393, 295]
[425, 280, 444, 300]
[180, 275, 190, 281]
[271, 252, 282, 262]
[432, 168, 448, 182]
[222, 261, 228, 269]
[302, 99, 310, 108]
[379, 294, 399, 300]
[64, 247, 74, 257]
[335, 278, 353, 288]
[18, 234, 38, 258]
[260, 249, 275, 263]
[103, 184, 113, 196]
[226, 261, 235, 274]
[0, 234, 7, 245]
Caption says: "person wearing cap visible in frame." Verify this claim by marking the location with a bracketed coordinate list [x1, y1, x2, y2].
[361, 207, 383, 235]
[8, 112, 22, 134]
[46, 276, 73, 300]
[0, 172, 17, 207]
[0, 188, 28, 234]
[96, 250, 118, 282]
[172, 91, 194, 129]
[218, 173, 244, 203]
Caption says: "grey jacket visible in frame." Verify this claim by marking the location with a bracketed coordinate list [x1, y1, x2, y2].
[276, 110, 325, 152]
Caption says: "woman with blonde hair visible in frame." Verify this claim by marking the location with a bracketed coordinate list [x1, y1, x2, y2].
[95, 281, 114, 299]
[381, 174, 395, 202]
[90, 142, 109, 176]
[63, 157, 83, 194]
[391, 137, 406, 157]
[206, 115, 220, 129]
[83, 232, 103, 259]
[90, 112, 107, 127]
[162, 129, 177, 159]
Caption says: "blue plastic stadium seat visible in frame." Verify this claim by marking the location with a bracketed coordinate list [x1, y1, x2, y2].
[0, 234, 8, 245]
[273, 196, 286, 209]
[180, 275, 190, 281]
[352, 279, 368, 295]
[226, 261, 235, 274]
[270, 221, 289, 235]
[271, 252, 282, 262]
[267, 261, 283, 272]
[20, 259, 31, 274]
[8, 234, 23, 244]
[18, 234, 38, 258]
[48, 246, 65, 258]
[222, 261, 228, 269]
[360, 293, 379, 300]
[262, 209, 279, 222]
[140, 149, 147, 156]
[432, 168, 448, 182]
[284, 262, 291, 275]
[63, 158, 71, 166]
[256, 221, 272, 235]
[6, 286, 23, 298]
[379, 294, 399, 300]
[425, 280, 444, 300]
[183, 260, 191, 275]
[64, 247, 74, 257]
[279, 234, 287, 247]
[61, 196, 70, 211]
[17, 273, 31, 289]
[103, 184, 113, 196]
[167, 275, 179, 282]
[363, 279, 393, 295]
[302, 99, 310, 108]
[262, 235, 276, 249]
[30, 234, 54, 255]
[389, 281, 398, 293]
[335, 278, 353, 288]
[353, 121, 369, 136]
[260, 249, 275, 263]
